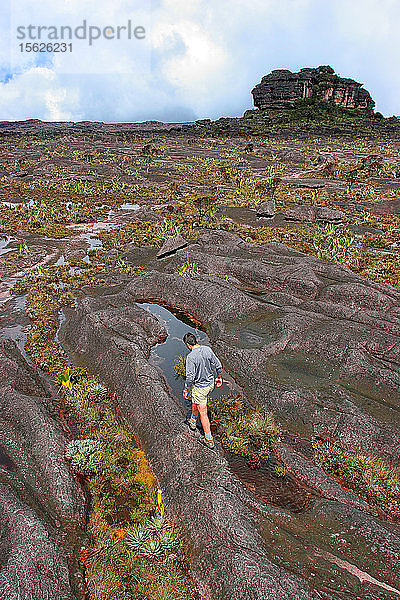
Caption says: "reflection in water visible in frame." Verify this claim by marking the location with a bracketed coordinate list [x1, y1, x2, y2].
[138, 302, 312, 513]
[227, 452, 312, 512]
[139, 302, 238, 411]
[0, 234, 18, 258]
[0, 445, 16, 471]
[0, 324, 28, 356]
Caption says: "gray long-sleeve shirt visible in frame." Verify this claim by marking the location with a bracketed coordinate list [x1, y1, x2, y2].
[185, 345, 223, 390]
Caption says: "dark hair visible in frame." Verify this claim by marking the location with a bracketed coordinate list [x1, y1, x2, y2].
[183, 332, 197, 346]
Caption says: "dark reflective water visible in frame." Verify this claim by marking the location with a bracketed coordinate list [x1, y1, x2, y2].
[138, 302, 313, 513]
[139, 302, 239, 413]
[227, 453, 313, 513]
[0, 445, 16, 471]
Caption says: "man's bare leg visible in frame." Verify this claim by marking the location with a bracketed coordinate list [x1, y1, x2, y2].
[198, 404, 212, 436]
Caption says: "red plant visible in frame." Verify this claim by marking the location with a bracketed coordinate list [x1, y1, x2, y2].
[79, 547, 92, 567]
[247, 453, 261, 470]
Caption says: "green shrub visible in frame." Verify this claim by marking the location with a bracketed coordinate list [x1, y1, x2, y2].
[208, 395, 280, 462]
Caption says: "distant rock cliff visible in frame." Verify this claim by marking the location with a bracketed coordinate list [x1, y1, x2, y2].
[252, 65, 375, 110]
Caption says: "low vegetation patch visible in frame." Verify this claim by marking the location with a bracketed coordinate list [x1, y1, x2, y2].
[62, 374, 198, 600]
[313, 437, 400, 519]
[211, 218, 400, 288]
[208, 394, 280, 468]
[8, 243, 198, 598]
[312, 224, 362, 266]
[11, 258, 145, 375]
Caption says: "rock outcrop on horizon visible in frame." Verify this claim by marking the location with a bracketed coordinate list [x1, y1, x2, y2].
[252, 65, 375, 110]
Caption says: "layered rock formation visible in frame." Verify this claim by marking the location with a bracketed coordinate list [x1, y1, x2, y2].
[252, 65, 375, 110]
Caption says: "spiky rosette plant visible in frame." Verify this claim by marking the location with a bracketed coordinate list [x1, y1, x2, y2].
[125, 524, 151, 552]
[140, 538, 163, 559]
[65, 439, 103, 475]
[148, 514, 168, 534]
[158, 530, 177, 551]
[87, 381, 108, 401]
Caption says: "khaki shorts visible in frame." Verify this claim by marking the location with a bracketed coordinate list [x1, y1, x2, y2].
[191, 382, 214, 406]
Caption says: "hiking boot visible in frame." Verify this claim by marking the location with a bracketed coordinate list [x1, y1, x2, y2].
[187, 418, 197, 431]
[200, 436, 215, 449]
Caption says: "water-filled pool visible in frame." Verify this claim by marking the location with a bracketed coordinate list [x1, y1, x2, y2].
[138, 302, 313, 512]
[139, 302, 238, 412]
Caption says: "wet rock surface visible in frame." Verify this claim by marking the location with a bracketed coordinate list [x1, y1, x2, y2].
[60, 229, 400, 600]
[284, 205, 345, 223]
[315, 207, 345, 223]
[1, 121, 400, 599]
[157, 234, 188, 258]
[285, 204, 317, 222]
[153, 231, 400, 465]
[256, 199, 276, 217]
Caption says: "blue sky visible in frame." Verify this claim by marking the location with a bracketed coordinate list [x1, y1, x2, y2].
[1, 0, 399, 122]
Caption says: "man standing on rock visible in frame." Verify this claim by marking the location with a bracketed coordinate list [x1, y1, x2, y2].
[182, 332, 223, 449]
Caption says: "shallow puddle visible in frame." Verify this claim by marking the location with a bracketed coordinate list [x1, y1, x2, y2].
[226, 452, 313, 512]
[139, 302, 313, 512]
[139, 302, 238, 410]
[1, 199, 34, 208]
[119, 203, 140, 211]
[266, 352, 339, 389]
[225, 317, 278, 349]
[0, 234, 18, 258]
[0, 445, 16, 471]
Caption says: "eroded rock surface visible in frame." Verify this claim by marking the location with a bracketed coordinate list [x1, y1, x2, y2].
[60, 230, 400, 600]
[157, 234, 188, 258]
[0, 340, 85, 600]
[256, 199, 276, 218]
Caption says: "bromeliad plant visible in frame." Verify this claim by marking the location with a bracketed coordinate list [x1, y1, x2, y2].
[125, 523, 151, 551]
[65, 439, 103, 476]
[125, 491, 180, 561]
[62, 374, 198, 600]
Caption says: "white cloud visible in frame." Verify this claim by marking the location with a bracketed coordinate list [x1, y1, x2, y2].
[153, 20, 229, 95]
[328, 0, 400, 115]
[0, 67, 79, 121]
